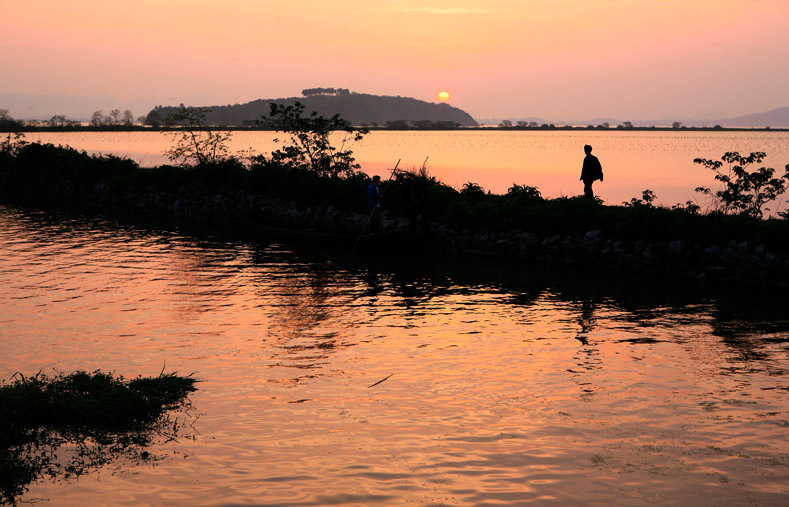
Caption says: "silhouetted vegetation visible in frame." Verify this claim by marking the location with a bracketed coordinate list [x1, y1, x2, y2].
[301, 87, 350, 97]
[0, 110, 23, 131]
[385, 119, 462, 129]
[163, 106, 234, 167]
[694, 152, 789, 219]
[0, 369, 197, 504]
[258, 102, 368, 177]
[91, 108, 138, 127]
[2, 131, 789, 250]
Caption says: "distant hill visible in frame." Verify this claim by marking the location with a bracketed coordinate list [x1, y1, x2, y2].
[144, 90, 478, 127]
[715, 106, 789, 128]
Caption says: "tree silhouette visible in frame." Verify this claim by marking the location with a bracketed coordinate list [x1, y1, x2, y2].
[259, 102, 367, 178]
[164, 107, 233, 167]
[109, 109, 122, 125]
[694, 152, 789, 218]
[91, 110, 104, 127]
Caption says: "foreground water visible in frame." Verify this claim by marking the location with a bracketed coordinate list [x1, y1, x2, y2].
[1, 204, 788, 506]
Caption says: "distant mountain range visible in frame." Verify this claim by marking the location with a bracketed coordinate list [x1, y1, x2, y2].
[144, 90, 478, 127]
[713, 107, 789, 128]
[2, 92, 788, 128]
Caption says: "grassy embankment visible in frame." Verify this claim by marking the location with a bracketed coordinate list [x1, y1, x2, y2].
[1, 140, 788, 252]
[0, 369, 197, 504]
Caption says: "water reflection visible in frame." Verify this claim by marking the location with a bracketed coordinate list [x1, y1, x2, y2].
[2, 203, 787, 376]
[2, 205, 788, 505]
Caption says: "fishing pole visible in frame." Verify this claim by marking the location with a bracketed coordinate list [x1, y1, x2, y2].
[353, 159, 401, 253]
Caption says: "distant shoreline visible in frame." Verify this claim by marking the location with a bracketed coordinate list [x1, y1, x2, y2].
[2, 125, 788, 133]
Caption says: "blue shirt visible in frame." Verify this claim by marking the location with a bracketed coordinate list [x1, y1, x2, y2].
[367, 183, 380, 209]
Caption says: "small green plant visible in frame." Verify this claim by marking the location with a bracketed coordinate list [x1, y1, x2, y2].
[164, 106, 234, 167]
[259, 102, 368, 178]
[694, 152, 789, 218]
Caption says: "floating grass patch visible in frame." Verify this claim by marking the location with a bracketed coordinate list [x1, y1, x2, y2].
[0, 369, 198, 504]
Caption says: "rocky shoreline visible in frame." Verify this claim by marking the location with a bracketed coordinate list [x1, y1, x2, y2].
[108, 187, 789, 287]
[4, 179, 789, 287]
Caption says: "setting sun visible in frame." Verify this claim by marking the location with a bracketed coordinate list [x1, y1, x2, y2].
[437, 91, 450, 102]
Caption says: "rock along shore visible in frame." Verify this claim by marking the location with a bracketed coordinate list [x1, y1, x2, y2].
[17, 182, 784, 289]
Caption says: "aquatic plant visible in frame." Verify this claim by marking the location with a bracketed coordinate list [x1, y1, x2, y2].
[0, 369, 198, 504]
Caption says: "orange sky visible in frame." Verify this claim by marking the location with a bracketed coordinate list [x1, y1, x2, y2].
[2, 0, 788, 120]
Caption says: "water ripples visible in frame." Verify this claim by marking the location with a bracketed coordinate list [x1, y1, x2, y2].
[1, 205, 788, 505]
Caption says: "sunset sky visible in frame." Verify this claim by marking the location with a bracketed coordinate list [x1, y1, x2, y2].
[2, 0, 788, 120]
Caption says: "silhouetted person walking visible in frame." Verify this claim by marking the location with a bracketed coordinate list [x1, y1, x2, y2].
[580, 145, 603, 199]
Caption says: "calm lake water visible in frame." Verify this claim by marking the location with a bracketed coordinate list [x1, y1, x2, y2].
[24, 130, 789, 214]
[1, 205, 788, 506]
